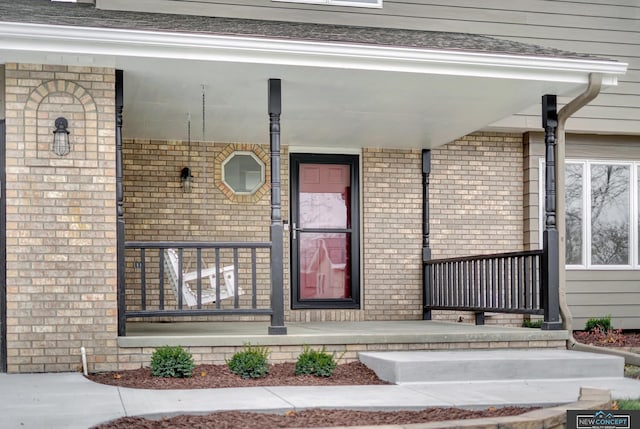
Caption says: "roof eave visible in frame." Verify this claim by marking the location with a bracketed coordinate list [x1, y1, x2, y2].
[0, 22, 628, 84]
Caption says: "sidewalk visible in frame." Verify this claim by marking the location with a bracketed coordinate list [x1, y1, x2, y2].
[1, 372, 640, 429]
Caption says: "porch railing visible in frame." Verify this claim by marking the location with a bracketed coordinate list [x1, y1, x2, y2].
[119, 241, 272, 332]
[423, 250, 545, 325]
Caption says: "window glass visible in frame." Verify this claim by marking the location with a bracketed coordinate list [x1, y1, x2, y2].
[222, 152, 265, 194]
[565, 163, 584, 265]
[590, 164, 630, 265]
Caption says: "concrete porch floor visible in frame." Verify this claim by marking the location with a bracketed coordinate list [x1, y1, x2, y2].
[118, 320, 569, 349]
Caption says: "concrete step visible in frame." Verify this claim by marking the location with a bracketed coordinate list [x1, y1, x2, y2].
[358, 349, 624, 384]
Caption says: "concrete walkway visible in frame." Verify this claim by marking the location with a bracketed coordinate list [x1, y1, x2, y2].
[1, 372, 640, 429]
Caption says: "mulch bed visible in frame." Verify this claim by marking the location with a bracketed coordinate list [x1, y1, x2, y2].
[573, 329, 640, 350]
[93, 407, 538, 429]
[88, 361, 537, 428]
[88, 361, 389, 389]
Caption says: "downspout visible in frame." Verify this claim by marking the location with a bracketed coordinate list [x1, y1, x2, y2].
[557, 73, 640, 365]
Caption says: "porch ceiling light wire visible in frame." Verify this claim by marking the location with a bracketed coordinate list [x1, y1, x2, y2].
[201, 84, 207, 184]
[187, 112, 192, 166]
[185, 112, 194, 269]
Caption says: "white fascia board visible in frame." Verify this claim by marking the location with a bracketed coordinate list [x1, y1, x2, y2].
[0, 22, 628, 84]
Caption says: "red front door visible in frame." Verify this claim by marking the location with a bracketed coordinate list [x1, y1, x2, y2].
[291, 154, 359, 309]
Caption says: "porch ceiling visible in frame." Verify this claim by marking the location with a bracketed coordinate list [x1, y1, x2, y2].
[119, 57, 569, 149]
[0, 21, 627, 149]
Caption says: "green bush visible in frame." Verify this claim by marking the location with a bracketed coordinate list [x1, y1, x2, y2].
[294, 345, 339, 377]
[150, 345, 195, 378]
[585, 315, 612, 332]
[522, 319, 543, 329]
[226, 343, 270, 379]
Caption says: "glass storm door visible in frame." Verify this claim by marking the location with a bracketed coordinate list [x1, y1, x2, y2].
[290, 154, 359, 309]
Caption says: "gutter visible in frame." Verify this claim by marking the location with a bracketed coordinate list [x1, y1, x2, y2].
[556, 73, 640, 366]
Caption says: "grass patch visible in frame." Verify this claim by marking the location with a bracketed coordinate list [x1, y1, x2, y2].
[625, 365, 640, 379]
[615, 398, 640, 410]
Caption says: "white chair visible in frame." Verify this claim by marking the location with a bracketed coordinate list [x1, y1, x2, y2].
[164, 248, 241, 307]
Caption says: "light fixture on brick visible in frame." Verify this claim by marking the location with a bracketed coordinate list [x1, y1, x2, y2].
[181, 166, 193, 193]
[52, 116, 71, 156]
[181, 113, 193, 193]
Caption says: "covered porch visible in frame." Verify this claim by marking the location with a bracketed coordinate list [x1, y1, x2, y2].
[101, 14, 626, 339]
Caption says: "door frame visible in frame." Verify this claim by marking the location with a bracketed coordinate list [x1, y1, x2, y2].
[290, 153, 360, 309]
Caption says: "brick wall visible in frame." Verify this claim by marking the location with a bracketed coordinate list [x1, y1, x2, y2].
[523, 133, 544, 251]
[4, 63, 117, 372]
[121, 134, 525, 325]
[431, 133, 524, 256]
[122, 139, 277, 320]
[430, 133, 525, 325]
[358, 135, 525, 325]
[361, 148, 423, 320]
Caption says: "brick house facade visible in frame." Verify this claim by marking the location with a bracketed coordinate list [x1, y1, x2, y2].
[0, 1, 630, 372]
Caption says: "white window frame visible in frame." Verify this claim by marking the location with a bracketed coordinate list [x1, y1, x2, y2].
[272, 0, 383, 8]
[539, 159, 638, 270]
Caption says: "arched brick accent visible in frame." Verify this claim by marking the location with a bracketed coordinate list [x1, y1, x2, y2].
[24, 79, 98, 164]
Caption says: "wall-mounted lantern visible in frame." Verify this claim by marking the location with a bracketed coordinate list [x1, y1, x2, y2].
[52, 117, 70, 156]
[181, 166, 193, 193]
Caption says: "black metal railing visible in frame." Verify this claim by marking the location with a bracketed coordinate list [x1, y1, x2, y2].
[120, 241, 273, 329]
[423, 250, 545, 325]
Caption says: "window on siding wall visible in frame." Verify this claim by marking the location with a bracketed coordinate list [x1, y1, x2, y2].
[565, 163, 584, 265]
[272, 0, 382, 8]
[590, 164, 630, 265]
[540, 160, 637, 269]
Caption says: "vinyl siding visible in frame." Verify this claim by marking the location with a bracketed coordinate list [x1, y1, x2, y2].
[564, 135, 640, 330]
[526, 132, 640, 330]
[96, 0, 640, 135]
[566, 271, 640, 330]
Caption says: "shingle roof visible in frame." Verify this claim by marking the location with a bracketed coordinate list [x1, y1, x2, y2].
[0, 0, 600, 59]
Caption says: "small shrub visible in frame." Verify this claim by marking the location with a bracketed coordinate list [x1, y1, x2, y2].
[522, 319, 543, 329]
[294, 345, 339, 377]
[150, 345, 195, 378]
[585, 315, 612, 332]
[226, 343, 270, 379]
